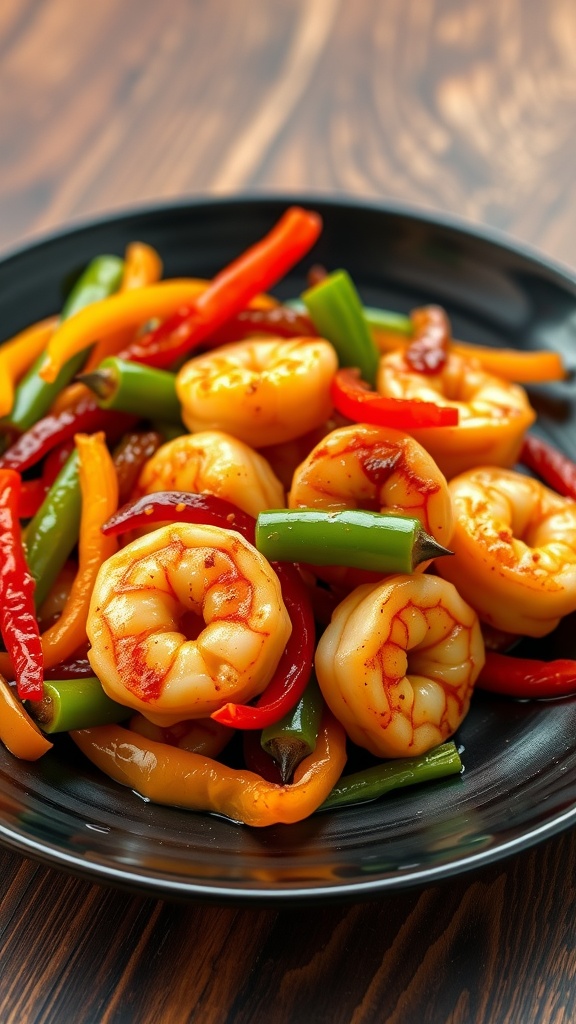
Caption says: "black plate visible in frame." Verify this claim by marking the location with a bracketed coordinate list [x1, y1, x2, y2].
[1, 195, 576, 904]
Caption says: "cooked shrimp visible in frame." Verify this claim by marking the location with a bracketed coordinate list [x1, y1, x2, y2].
[377, 350, 535, 478]
[134, 430, 285, 518]
[87, 522, 291, 726]
[289, 423, 453, 586]
[315, 574, 484, 758]
[436, 466, 576, 637]
[175, 336, 338, 447]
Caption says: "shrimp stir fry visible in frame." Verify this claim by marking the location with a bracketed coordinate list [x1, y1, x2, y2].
[377, 350, 535, 479]
[436, 467, 576, 637]
[87, 522, 291, 725]
[315, 574, 484, 758]
[3, 204, 573, 827]
[176, 336, 338, 447]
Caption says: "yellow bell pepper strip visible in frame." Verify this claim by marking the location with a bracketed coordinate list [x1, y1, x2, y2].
[0, 469, 43, 700]
[39, 278, 211, 384]
[49, 242, 165, 415]
[0, 316, 58, 419]
[370, 318, 566, 383]
[7, 255, 124, 432]
[0, 674, 52, 760]
[70, 711, 347, 826]
[41, 432, 118, 670]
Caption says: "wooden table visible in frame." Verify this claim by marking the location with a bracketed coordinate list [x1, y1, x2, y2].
[1, 2, 576, 1020]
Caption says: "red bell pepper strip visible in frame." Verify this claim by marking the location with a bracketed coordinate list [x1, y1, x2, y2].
[121, 206, 322, 368]
[203, 305, 316, 348]
[103, 491, 315, 729]
[520, 435, 576, 500]
[330, 367, 459, 428]
[0, 396, 134, 474]
[405, 305, 450, 375]
[18, 478, 48, 519]
[0, 469, 43, 700]
[477, 651, 576, 700]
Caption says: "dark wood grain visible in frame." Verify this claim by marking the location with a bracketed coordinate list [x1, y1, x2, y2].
[1, 1, 576, 1021]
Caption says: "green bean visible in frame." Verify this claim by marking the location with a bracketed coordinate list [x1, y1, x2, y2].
[24, 451, 81, 608]
[28, 677, 129, 733]
[320, 742, 462, 810]
[260, 676, 324, 783]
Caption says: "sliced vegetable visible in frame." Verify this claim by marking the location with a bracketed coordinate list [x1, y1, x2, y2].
[320, 742, 462, 810]
[24, 450, 82, 609]
[519, 435, 576, 500]
[477, 652, 576, 699]
[70, 712, 347, 826]
[0, 470, 43, 700]
[0, 674, 52, 760]
[29, 677, 129, 733]
[331, 367, 459, 428]
[302, 269, 380, 387]
[0, 316, 58, 419]
[77, 357, 181, 422]
[7, 255, 124, 432]
[255, 508, 452, 573]
[261, 676, 324, 783]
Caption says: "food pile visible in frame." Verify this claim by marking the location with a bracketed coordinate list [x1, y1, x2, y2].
[0, 207, 574, 826]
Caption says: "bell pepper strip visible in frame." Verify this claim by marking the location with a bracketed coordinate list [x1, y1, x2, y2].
[0, 316, 58, 419]
[18, 478, 49, 520]
[40, 433, 118, 670]
[0, 674, 52, 760]
[302, 269, 380, 388]
[320, 742, 462, 810]
[0, 470, 43, 700]
[368, 310, 566, 383]
[24, 450, 82, 609]
[330, 367, 459, 428]
[477, 651, 576, 699]
[0, 394, 133, 474]
[70, 711, 347, 826]
[128, 713, 233, 758]
[102, 491, 316, 730]
[43, 653, 94, 680]
[203, 304, 316, 348]
[405, 306, 450, 374]
[255, 508, 452, 574]
[119, 206, 322, 369]
[6, 255, 124, 433]
[260, 675, 324, 783]
[77, 357, 182, 422]
[112, 429, 163, 505]
[28, 676, 129, 734]
[519, 435, 576, 500]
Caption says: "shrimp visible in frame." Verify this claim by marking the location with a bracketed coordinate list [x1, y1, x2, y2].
[87, 522, 292, 726]
[134, 430, 285, 518]
[175, 336, 338, 447]
[377, 349, 535, 479]
[289, 423, 453, 587]
[436, 466, 576, 637]
[315, 574, 484, 758]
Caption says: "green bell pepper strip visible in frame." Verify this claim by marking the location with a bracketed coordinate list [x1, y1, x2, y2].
[77, 356, 182, 422]
[5, 254, 124, 433]
[28, 676, 130, 733]
[287, 297, 413, 337]
[301, 269, 380, 387]
[255, 508, 452, 573]
[320, 742, 462, 810]
[24, 450, 81, 609]
[260, 675, 324, 783]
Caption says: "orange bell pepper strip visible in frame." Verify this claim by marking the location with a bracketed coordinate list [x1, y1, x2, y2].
[0, 674, 53, 760]
[71, 712, 347, 826]
[50, 242, 165, 415]
[41, 431, 118, 669]
[372, 326, 566, 383]
[0, 316, 58, 418]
